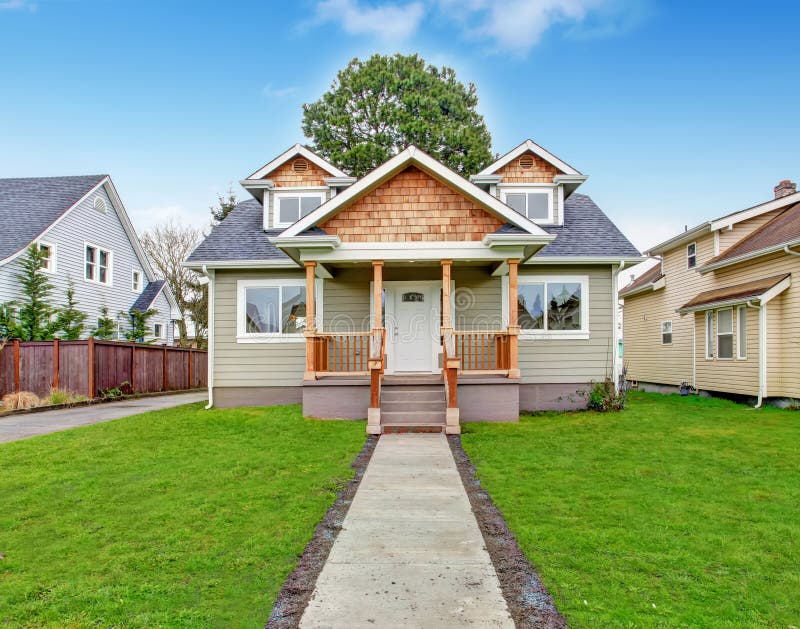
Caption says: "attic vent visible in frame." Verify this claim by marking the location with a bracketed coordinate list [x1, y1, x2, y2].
[292, 158, 309, 174]
[93, 196, 107, 213]
[519, 154, 535, 170]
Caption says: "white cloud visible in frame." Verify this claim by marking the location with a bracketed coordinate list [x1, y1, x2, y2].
[262, 84, 299, 99]
[313, 0, 426, 42]
[0, 0, 36, 10]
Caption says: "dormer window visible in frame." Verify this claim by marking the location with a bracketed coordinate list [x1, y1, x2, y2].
[274, 191, 324, 227]
[501, 187, 554, 223]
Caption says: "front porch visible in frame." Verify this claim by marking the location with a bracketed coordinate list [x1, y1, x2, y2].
[300, 258, 524, 434]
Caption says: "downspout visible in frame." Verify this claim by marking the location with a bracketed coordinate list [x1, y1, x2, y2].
[202, 265, 215, 410]
[612, 261, 628, 390]
[747, 299, 766, 408]
[784, 245, 800, 257]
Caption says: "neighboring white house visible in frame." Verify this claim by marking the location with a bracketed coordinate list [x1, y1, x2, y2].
[0, 175, 181, 342]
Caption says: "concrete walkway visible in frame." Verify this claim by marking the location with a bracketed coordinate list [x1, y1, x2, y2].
[0, 391, 207, 443]
[301, 433, 514, 628]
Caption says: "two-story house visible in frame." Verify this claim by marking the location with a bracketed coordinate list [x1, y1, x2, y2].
[186, 141, 642, 433]
[0, 175, 181, 343]
[620, 180, 800, 405]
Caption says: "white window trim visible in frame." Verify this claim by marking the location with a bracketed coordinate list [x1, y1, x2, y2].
[661, 320, 673, 345]
[83, 242, 113, 286]
[132, 269, 143, 293]
[716, 307, 734, 360]
[153, 322, 165, 339]
[705, 310, 714, 359]
[37, 240, 57, 274]
[504, 274, 590, 340]
[737, 305, 747, 360]
[499, 185, 555, 225]
[687, 242, 697, 269]
[272, 189, 327, 228]
[235, 278, 313, 343]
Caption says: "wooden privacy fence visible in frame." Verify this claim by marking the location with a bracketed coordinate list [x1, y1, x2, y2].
[0, 339, 207, 399]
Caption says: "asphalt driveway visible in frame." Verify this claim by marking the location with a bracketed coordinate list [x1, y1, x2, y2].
[0, 391, 208, 443]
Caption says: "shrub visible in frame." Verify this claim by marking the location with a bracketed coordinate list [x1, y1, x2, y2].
[44, 389, 87, 406]
[580, 379, 626, 412]
[2, 391, 41, 410]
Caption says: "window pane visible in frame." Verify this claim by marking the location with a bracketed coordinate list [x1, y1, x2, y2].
[517, 284, 544, 330]
[506, 193, 526, 215]
[281, 285, 307, 333]
[718, 309, 732, 334]
[718, 334, 733, 359]
[547, 283, 582, 330]
[527, 192, 550, 220]
[99, 267, 107, 283]
[245, 287, 279, 333]
[738, 307, 747, 358]
[300, 196, 322, 217]
[687, 243, 696, 255]
[279, 197, 300, 224]
[39, 245, 51, 269]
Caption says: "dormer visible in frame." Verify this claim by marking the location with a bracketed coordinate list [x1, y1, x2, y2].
[471, 139, 587, 226]
[240, 144, 355, 230]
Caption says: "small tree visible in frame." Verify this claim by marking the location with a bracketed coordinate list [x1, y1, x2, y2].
[210, 187, 237, 223]
[15, 244, 57, 341]
[54, 281, 87, 340]
[125, 308, 157, 343]
[93, 307, 117, 340]
[0, 303, 20, 349]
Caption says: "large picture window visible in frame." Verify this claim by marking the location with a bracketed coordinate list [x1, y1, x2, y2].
[236, 280, 307, 341]
[274, 192, 324, 227]
[515, 276, 588, 336]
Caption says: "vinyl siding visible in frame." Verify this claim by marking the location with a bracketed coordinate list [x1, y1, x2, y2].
[0, 185, 173, 343]
[518, 264, 615, 384]
[212, 268, 305, 387]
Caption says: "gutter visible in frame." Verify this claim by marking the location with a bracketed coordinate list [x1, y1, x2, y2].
[785, 245, 800, 257]
[700, 238, 800, 273]
[747, 299, 767, 409]
[202, 265, 215, 410]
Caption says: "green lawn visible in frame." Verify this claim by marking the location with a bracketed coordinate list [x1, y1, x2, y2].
[0, 403, 365, 628]
[461, 392, 800, 627]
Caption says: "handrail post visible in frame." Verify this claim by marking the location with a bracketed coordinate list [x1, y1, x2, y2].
[507, 259, 521, 379]
[367, 261, 384, 436]
[304, 261, 318, 381]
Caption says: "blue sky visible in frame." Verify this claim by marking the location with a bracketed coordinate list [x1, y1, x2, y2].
[1, 0, 798, 254]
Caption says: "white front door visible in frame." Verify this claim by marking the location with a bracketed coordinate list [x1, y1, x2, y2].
[385, 282, 440, 373]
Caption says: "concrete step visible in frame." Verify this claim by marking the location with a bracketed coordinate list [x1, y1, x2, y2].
[381, 424, 445, 434]
[381, 399, 446, 412]
[383, 375, 443, 387]
[381, 410, 446, 424]
[381, 392, 445, 405]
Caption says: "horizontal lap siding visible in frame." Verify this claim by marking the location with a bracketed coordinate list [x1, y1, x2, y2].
[213, 269, 305, 387]
[454, 268, 502, 330]
[519, 265, 615, 384]
[323, 268, 371, 332]
[709, 252, 799, 398]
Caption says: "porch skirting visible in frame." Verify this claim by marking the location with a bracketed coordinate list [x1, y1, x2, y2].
[457, 377, 520, 422]
[213, 386, 302, 408]
[302, 378, 370, 420]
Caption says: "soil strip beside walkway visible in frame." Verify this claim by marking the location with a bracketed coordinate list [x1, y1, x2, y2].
[298, 433, 515, 628]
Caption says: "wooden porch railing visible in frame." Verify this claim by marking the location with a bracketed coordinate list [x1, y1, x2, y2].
[451, 330, 511, 374]
[308, 332, 372, 375]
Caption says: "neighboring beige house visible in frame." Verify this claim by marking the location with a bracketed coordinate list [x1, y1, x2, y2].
[186, 140, 642, 433]
[620, 180, 800, 404]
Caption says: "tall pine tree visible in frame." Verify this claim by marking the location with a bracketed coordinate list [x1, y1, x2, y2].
[15, 244, 57, 341]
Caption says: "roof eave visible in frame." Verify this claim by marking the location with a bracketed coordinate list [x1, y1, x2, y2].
[646, 222, 711, 256]
[182, 259, 299, 270]
[698, 237, 800, 273]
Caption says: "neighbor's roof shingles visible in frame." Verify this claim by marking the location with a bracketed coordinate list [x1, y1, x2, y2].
[704, 203, 800, 267]
[678, 274, 790, 311]
[619, 263, 664, 297]
[0, 175, 107, 261]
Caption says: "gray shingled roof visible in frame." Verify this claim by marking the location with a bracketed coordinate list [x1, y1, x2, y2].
[0, 175, 107, 261]
[188, 193, 639, 262]
[130, 279, 166, 313]
[187, 199, 292, 263]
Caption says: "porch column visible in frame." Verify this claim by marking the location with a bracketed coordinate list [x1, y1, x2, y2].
[367, 260, 384, 435]
[441, 259, 460, 433]
[507, 259, 521, 379]
[303, 261, 317, 381]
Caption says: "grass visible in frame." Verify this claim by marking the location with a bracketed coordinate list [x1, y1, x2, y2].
[461, 391, 800, 627]
[0, 403, 365, 628]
